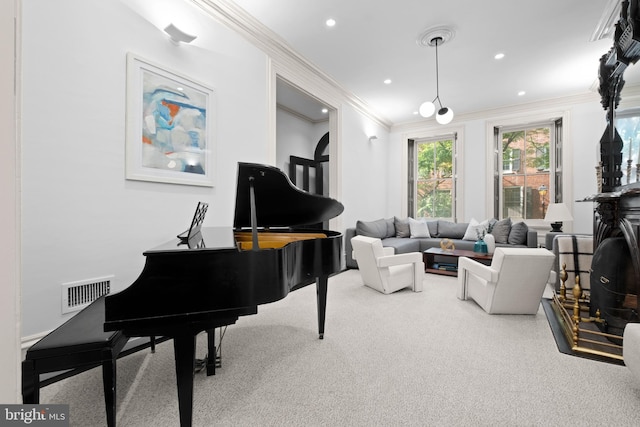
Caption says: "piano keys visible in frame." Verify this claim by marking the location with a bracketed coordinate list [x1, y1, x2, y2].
[104, 162, 344, 427]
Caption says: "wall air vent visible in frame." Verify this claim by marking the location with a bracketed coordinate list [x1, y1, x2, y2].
[61, 275, 113, 314]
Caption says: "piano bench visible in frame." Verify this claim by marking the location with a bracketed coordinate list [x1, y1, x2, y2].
[22, 295, 162, 427]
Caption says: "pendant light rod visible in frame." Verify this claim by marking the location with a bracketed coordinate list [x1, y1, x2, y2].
[418, 31, 454, 124]
[433, 36, 441, 104]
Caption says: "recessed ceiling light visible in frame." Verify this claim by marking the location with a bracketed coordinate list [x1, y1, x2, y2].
[321, 108, 329, 114]
[384, 79, 392, 85]
[518, 91, 526, 96]
[494, 53, 505, 60]
[325, 18, 336, 27]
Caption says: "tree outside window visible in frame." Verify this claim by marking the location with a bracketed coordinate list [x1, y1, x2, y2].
[416, 138, 454, 218]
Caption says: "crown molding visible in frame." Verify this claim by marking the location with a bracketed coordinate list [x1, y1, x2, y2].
[590, 0, 621, 42]
[190, 0, 392, 129]
[391, 90, 606, 133]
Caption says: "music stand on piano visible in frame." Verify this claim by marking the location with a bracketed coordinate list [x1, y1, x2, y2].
[177, 202, 208, 245]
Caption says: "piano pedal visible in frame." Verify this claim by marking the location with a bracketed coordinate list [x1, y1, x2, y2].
[194, 352, 222, 375]
[194, 357, 207, 373]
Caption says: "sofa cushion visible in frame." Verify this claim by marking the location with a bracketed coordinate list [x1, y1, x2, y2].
[491, 218, 512, 244]
[357, 218, 395, 239]
[508, 221, 528, 245]
[409, 218, 431, 238]
[437, 220, 467, 239]
[394, 217, 411, 238]
[383, 237, 421, 254]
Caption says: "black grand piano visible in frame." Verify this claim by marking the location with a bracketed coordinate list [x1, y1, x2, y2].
[104, 162, 344, 426]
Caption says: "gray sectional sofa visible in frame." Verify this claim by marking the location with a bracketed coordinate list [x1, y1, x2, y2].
[345, 217, 538, 269]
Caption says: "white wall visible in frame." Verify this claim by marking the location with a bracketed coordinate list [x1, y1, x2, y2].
[571, 101, 610, 231]
[1, 0, 20, 404]
[340, 105, 391, 227]
[20, 0, 270, 336]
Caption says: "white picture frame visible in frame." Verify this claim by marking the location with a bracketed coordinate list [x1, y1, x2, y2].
[125, 53, 215, 187]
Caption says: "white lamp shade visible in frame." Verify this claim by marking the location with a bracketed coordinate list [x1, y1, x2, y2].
[544, 203, 573, 222]
[419, 101, 436, 118]
[436, 107, 454, 124]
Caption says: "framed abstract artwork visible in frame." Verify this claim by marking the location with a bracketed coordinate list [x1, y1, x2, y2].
[125, 53, 215, 186]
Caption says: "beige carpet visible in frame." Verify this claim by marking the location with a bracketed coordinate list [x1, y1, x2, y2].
[40, 270, 640, 426]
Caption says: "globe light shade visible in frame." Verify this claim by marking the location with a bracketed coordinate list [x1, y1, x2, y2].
[419, 101, 436, 118]
[436, 107, 454, 124]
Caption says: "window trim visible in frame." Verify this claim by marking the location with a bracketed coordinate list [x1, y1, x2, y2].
[497, 122, 557, 220]
[485, 110, 572, 231]
[401, 126, 465, 220]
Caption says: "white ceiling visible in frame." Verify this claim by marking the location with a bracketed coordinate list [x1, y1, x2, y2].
[232, 0, 640, 125]
[276, 79, 330, 123]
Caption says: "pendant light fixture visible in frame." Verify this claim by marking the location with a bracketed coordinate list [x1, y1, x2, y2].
[417, 27, 455, 124]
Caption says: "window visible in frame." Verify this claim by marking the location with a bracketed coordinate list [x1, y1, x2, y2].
[409, 134, 456, 219]
[494, 120, 561, 220]
[615, 110, 640, 184]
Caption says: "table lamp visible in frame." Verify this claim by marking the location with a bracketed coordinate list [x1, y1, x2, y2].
[544, 203, 573, 232]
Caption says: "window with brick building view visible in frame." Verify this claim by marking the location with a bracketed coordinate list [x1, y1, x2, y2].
[499, 124, 556, 220]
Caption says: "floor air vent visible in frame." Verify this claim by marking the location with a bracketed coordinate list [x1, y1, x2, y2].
[61, 275, 113, 314]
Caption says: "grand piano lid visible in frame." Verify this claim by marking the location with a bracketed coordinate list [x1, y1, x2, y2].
[233, 162, 344, 229]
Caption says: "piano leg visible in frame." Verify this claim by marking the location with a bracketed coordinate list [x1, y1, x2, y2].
[173, 334, 196, 427]
[206, 329, 216, 376]
[101, 356, 116, 427]
[21, 359, 39, 404]
[316, 275, 328, 339]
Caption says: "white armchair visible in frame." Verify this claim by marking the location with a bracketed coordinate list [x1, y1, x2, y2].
[457, 247, 555, 314]
[351, 235, 424, 294]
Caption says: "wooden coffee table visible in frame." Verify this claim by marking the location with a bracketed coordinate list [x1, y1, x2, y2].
[423, 247, 493, 277]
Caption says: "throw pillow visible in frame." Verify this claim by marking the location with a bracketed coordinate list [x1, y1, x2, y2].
[384, 217, 395, 238]
[394, 217, 411, 238]
[508, 221, 529, 245]
[408, 217, 430, 238]
[427, 220, 438, 237]
[437, 220, 467, 239]
[462, 218, 490, 241]
[491, 217, 512, 244]
[462, 218, 479, 240]
[356, 218, 389, 239]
